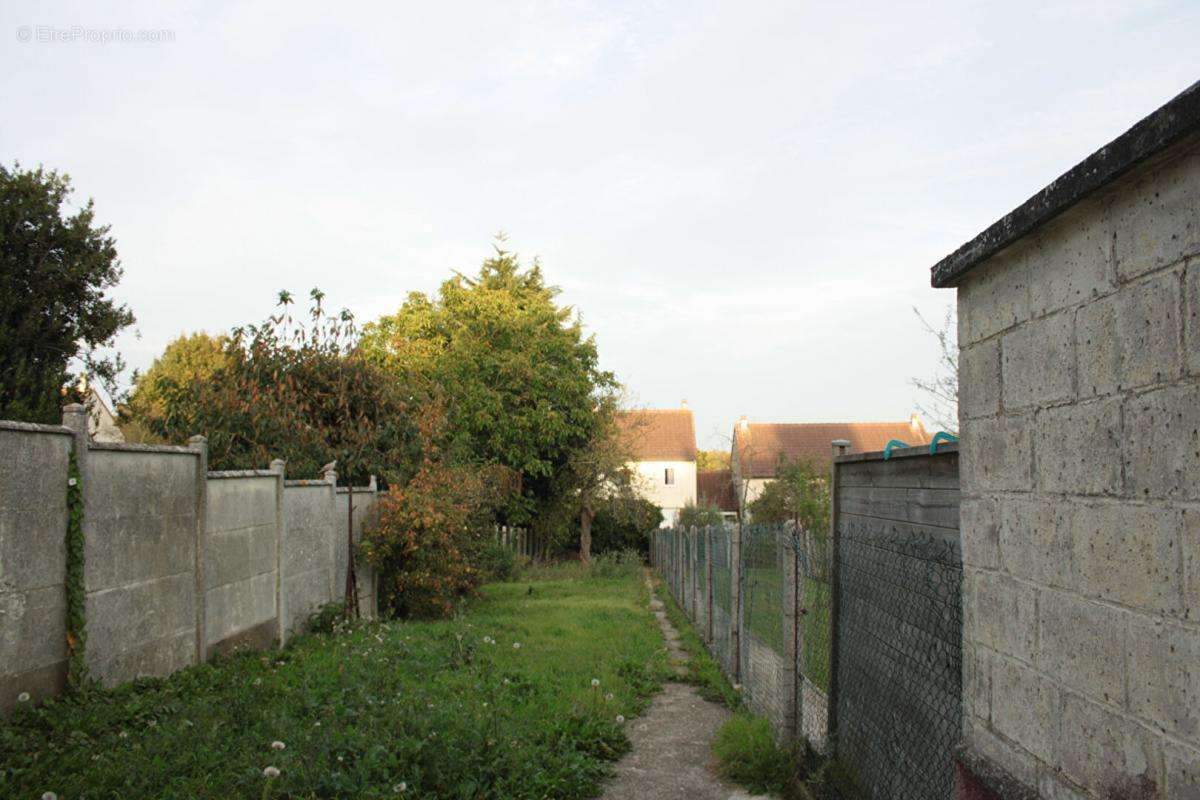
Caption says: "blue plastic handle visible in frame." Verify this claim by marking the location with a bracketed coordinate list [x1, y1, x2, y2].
[882, 439, 910, 460]
[929, 431, 959, 454]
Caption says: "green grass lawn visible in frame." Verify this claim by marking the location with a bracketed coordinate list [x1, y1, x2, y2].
[1, 571, 670, 799]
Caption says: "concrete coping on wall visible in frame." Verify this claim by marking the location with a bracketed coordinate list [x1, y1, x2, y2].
[930, 78, 1200, 288]
[207, 469, 278, 479]
[284, 478, 329, 487]
[88, 441, 198, 455]
[833, 441, 958, 464]
[0, 420, 73, 435]
[335, 485, 375, 494]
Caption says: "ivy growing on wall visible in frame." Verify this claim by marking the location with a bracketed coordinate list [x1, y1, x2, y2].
[65, 452, 89, 690]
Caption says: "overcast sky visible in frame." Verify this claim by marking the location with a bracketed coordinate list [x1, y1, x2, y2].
[4, 1, 1198, 448]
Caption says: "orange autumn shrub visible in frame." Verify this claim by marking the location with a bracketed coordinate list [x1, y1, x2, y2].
[361, 456, 510, 619]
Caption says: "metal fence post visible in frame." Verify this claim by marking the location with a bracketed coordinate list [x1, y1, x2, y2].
[689, 525, 699, 622]
[827, 439, 849, 748]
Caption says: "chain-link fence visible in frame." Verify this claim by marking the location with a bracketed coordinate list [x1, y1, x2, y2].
[830, 447, 962, 800]
[833, 519, 962, 798]
[708, 526, 736, 676]
[649, 445, 961, 800]
[652, 522, 831, 748]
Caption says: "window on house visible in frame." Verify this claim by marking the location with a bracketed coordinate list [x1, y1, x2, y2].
[664, 468, 675, 485]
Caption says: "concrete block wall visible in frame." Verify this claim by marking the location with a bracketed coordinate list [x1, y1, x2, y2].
[84, 443, 201, 687]
[956, 136, 1200, 798]
[205, 470, 282, 655]
[282, 479, 337, 636]
[0, 408, 382, 712]
[335, 483, 379, 621]
[0, 422, 73, 713]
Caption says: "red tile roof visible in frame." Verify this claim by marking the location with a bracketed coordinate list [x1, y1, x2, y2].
[617, 409, 697, 461]
[697, 469, 738, 512]
[733, 418, 931, 478]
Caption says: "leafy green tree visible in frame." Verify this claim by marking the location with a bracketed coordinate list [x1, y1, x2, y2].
[538, 394, 639, 562]
[696, 450, 731, 471]
[131, 290, 419, 482]
[0, 164, 134, 422]
[590, 490, 662, 557]
[678, 501, 725, 528]
[125, 332, 229, 439]
[361, 244, 619, 528]
[746, 455, 830, 534]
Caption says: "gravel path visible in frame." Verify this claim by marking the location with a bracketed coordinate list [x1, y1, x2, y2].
[598, 580, 768, 800]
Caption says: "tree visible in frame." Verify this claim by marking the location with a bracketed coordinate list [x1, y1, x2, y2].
[696, 450, 731, 471]
[912, 305, 958, 434]
[361, 242, 619, 530]
[746, 455, 829, 535]
[130, 290, 418, 480]
[589, 490, 662, 557]
[125, 332, 229, 438]
[0, 164, 134, 422]
[552, 398, 638, 563]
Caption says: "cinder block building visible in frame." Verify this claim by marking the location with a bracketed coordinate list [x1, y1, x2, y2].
[933, 81, 1200, 799]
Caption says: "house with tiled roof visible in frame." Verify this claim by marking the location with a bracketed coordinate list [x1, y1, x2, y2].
[730, 414, 931, 518]
[616, 403, 697, 527]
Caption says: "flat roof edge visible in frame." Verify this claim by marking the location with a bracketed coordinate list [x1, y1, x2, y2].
[931, 79, 1200, 288]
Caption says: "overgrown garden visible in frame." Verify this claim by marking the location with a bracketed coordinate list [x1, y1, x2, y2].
[1, 563, 666, 799]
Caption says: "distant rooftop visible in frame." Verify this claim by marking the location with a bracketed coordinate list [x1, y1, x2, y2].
[733, 418, 930, 478]
[931, 79, 1200, 288]
[617, 408, 697, 462]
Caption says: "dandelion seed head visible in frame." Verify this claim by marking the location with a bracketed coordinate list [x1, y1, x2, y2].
[393, 782, 407, 793]
[591, 678, 600, 687]
[42, 792, 57, 800]
[512, 642, 521, 649]
[17, 692, 30, 703]
[271, 740, 286, 750]
[263, 766, 281, 778]
[616, 715, 625, 723]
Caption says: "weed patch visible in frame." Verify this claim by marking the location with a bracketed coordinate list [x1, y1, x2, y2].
[712, 712, 793, 794]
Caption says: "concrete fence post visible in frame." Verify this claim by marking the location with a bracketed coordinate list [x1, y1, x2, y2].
[690, 525, 699, 622]
[187, 435, 208, 665]
[706, 525, 715, 644]
[730, 521, 742, 682]
[322, 462, 338, 604]
[61, 402, 89, 474]
[782, 523, 800, 744]
[827, 439, 849, 747]
[270, 458, 287, 645]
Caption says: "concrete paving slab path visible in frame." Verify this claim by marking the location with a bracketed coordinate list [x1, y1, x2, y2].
[598, 578, 769, 800]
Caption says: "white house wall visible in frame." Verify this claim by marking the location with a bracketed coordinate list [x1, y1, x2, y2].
[628, 460, 696, 526]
